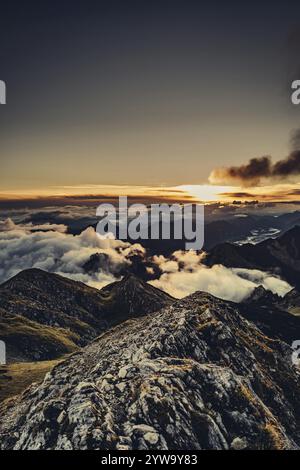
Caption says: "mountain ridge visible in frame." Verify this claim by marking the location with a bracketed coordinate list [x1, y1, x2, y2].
[0, 269, 174, 362]
[204, 226, 300, 289]
[0, 290, 299, 450]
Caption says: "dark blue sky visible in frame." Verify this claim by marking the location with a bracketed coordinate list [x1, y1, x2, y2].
[0, 0, 299, 190]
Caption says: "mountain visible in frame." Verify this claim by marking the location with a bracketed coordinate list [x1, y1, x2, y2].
[240, 286, 300, 343]
[1, 291, 299, 450]
[100, 273, 174, 315]
[0, 269, 174, 362]
[204, 226, 300, 289]
[281, 288, 300, 315]
[243, 285, 281, 305]
[203, 211, 300, 249]
[0, 307, 80, 363]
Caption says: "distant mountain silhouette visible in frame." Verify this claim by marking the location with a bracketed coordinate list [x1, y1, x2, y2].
[205, 226, 300, 289]
[74, 211, 300, 253]
[240, 285, 300, 343]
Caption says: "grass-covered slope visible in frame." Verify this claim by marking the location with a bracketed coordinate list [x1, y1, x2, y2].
[0, 308, 79, 362]
[0, 359, 62, 403]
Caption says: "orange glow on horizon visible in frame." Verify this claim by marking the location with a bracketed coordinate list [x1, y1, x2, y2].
[0, 183, 299, 203]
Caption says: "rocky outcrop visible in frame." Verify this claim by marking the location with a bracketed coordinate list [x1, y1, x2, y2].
[1, 292, 299, 450]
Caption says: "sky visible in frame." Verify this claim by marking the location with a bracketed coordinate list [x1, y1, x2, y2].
[0, 0, 300, 198]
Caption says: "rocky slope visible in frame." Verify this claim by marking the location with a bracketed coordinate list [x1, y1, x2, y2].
[0, 269, 173, 362]
[1, 291, 299, 450]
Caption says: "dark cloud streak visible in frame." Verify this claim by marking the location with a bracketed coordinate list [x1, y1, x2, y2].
[210, 129, 300, 186]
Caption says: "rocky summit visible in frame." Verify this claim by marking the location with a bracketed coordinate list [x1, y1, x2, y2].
[1, 291, 299, 450]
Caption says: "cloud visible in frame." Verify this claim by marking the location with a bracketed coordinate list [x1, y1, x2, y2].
[149, 251, 291, 301]
[0, 189, 192, 211]
[272, 151, 300, 178]
[3, 206, 99, 235]
[0, 219, 145, 288]
[0, 217, 67, 233]
[209, 130, 300, 187]
[0, 219, 292, 302]
[218, 192, 257, 199]
[290, 129, 300, 151]
[232, 268, 292, 297]
[210, 156, 272, 187]
[150, 264, 291, 302]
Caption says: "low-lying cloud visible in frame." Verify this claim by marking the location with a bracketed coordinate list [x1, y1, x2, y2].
[0, 219, 292, 301]
[0, 218, 145, 289]
[149, 251, 291, 301]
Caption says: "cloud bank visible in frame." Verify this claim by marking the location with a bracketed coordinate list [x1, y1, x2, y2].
[149, 250, 291, 301]
[0, 219, 292, 301]
[0, 218, 145, 289]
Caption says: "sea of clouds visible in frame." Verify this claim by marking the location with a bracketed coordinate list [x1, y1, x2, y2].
[0, 218, 292, 302]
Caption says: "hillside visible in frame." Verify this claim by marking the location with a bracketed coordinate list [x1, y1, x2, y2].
[0, 269, 174, 362]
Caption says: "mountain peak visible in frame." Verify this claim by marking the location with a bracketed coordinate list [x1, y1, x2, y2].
[100, 273, 174, 314]
[0, 268, 86, 293]
[243, 286, 280, 305]
[2, 267, 50, 285]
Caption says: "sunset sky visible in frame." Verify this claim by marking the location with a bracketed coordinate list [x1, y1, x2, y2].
[0, 1, 300, 201]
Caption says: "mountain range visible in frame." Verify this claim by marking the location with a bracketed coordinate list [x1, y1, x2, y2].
[1, 226, 300, 449]
[0, 284, 299, 450]
[205, 226, 300, 289]
[240, 286, 300, 343]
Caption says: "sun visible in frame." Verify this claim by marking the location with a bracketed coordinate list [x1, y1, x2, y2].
[175, 184, 237, 202]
